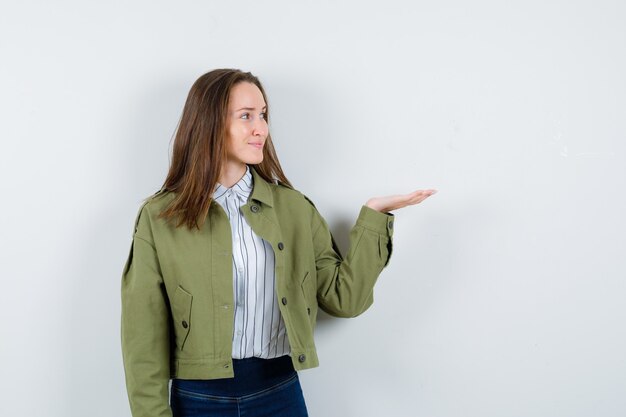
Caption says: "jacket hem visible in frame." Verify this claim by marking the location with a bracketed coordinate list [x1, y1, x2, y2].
[171, 350, 320, 380]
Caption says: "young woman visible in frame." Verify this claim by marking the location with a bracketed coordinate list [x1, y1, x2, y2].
[121, 68, 436, 417]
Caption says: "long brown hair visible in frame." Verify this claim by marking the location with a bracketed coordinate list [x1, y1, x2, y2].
[150, 68, 293, 230]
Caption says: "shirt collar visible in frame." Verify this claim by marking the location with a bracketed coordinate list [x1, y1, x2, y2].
[214, 164, 253, 202]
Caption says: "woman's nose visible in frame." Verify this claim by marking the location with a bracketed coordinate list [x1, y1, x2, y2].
[253, 117, 267, 136]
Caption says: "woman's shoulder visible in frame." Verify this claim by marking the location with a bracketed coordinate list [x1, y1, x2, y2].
[140, 188, 174, 211]
[273, 181, 306, 201]
[131, 189, 175, 230]
[272, 182, 321, 216]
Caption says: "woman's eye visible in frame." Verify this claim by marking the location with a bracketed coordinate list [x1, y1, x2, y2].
[240, 112, 267, 120]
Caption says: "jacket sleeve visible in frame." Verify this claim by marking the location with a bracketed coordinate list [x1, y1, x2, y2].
[309, 201, 394, 318]
[120, 202, 173, 417]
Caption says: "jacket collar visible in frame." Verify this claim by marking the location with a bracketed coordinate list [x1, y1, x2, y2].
[248, 164, 274, 208]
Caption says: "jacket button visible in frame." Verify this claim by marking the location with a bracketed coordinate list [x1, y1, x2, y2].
[277, 242, 284, 250]
[298, 354, 306, 363]
[388, 220, 393, 229]
[182, 320, 188, 329]
[251, 205, 259, 213]
[281, 297, 287, 305]
[307, 307, 311, 315]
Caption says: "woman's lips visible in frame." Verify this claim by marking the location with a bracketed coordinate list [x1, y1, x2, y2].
[249, 143, 263, 149]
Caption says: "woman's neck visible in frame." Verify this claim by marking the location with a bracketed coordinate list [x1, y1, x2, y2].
[218, 162, 247, 188]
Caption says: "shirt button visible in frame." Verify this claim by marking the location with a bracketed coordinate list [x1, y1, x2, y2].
[298, 354, 306, 363]
[277, 242, 284, 250]
[238, 267, 244, 273]
[281, 297, 288, 305]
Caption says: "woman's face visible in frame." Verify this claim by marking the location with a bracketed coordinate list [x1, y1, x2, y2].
[224, 82, 268, 167]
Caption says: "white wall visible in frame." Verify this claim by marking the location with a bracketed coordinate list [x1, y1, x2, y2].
[2, 0, 625, 416]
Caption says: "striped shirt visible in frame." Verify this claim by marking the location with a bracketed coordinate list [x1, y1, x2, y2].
[212, 164, 291, 359]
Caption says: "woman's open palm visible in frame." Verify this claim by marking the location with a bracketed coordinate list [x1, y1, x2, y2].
[366, 189, 437, 213]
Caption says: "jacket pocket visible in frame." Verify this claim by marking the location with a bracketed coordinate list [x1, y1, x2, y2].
[171, 285, 193, 351]
[379, 234, 393, 267]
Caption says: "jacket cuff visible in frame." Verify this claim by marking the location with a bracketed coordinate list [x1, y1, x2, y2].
[356, 205, 394, 237]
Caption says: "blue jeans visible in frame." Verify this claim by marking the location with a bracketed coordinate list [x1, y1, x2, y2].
[170, 355, 309, 417]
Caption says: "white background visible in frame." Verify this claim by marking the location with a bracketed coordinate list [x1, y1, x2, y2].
[2, 1, 625, 416]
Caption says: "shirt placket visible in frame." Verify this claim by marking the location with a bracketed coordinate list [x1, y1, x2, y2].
[229, 192, 248, 357]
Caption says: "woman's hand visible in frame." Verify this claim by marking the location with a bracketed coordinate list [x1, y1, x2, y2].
[365, 189, 437, 213]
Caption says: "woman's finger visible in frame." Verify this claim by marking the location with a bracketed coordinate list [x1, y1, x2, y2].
[403, 191, 435, 207]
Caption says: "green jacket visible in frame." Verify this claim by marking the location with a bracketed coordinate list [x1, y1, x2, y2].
[120, 165, 394, 417]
